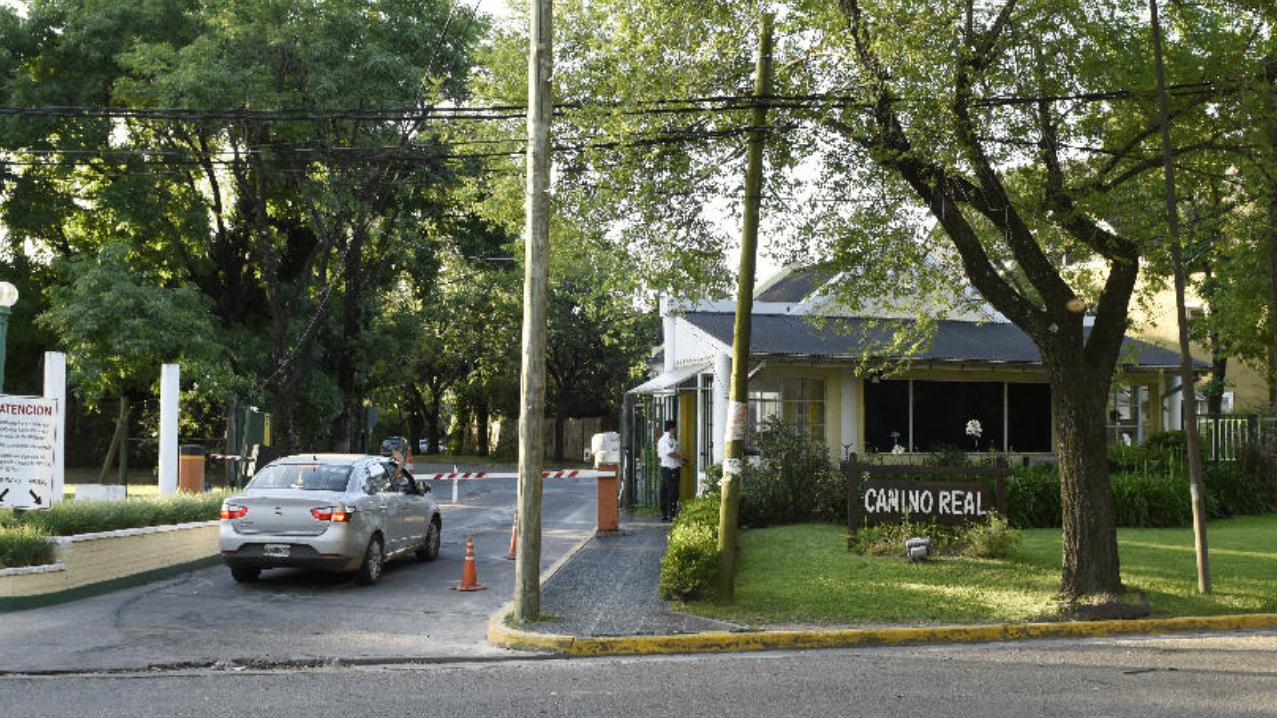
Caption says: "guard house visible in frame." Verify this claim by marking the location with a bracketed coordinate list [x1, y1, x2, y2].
[626, 266, 1200, 504]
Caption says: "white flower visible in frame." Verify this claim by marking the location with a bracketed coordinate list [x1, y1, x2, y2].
[965, 419, 982, 439]
[891, 443, 906, 455]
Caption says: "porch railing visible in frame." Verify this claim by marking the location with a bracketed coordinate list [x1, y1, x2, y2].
[1199, 415, 1277, 462]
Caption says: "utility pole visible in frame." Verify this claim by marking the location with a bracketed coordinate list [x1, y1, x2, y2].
[514, 0, 553, 621]
[716, 13, 773, 604]
[1150, 0, 1210, 593]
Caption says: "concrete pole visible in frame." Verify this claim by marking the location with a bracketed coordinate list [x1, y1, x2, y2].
[158, 363, 180, 496]
[514, 0, 553, 622]
[43, 352, 66, 504]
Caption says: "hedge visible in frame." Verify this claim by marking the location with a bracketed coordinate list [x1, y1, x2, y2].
[658, 495, 720, 602]
[0, 491, 230, 570]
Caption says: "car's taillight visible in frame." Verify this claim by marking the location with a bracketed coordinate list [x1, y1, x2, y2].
[220, 504, 247, 520]
[311, 505, 353, 522]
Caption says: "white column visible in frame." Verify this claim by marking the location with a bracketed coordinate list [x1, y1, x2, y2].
[840, 372, 861, 457]
[158, 363, 180, 496]
[712, 351, 731, 463]
[42, 352, 66, 504]
[1168, 379, 1183, 432]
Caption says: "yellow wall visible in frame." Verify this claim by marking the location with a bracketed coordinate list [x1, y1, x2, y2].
[678, 392, 696, 501]
[1129, 275, 1268, 412]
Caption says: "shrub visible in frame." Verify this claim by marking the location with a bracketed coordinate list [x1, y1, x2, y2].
[12, 491, 230, 536]
[1005, 465, 1061, 529]
[0, 525, 56, 569]
[960, 512, 1022, 559]
[738, 418, 841, 527]
[848, 513, 1021, 559]
[658, 495, 720, 601]
[1205, 462, 1271, 518]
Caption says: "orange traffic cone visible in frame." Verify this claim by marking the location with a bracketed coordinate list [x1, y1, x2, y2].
[505, 513, 518, 560]
[452, 535, 488, 592]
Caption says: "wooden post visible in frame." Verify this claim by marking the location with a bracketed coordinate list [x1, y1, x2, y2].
[514, 0, 554, 622]
[844, 453, 861, 550]
[716, 13, 774, 604]
[1150, 0, 1210, 594]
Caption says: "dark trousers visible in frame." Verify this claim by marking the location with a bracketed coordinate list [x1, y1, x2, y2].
[660, 467, 681, 520]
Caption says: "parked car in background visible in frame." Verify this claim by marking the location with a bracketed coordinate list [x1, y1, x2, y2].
[379, 436, 410, 458]
[218, 454, 441, 585]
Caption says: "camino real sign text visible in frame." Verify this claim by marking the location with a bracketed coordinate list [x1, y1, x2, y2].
[842, 455, 1011, 540]
[861, 479, 991, 526]
[0, 396, 58, 509]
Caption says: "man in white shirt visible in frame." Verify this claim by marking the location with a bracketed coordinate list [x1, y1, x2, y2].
[657, 419, 683, 522]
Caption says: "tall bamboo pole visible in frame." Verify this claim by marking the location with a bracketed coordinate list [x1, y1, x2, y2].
[514, 0, 554, 621]
[1150, 0, 1210, 593]
[716, 13, 773, 604]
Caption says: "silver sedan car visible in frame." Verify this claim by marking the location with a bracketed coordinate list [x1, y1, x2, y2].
[219, 454, 441, 585]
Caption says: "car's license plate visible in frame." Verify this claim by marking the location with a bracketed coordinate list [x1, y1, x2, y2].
[263, 544, 290, 558]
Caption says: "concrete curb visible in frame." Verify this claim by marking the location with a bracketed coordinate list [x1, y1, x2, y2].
[490, 604, 1277, 657]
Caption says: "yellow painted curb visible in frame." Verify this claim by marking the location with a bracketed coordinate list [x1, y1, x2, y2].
[490, 611, 1277, 657]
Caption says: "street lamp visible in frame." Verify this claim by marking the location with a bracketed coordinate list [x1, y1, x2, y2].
[0, 281, 18, 394]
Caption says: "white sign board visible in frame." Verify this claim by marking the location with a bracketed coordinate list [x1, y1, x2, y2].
[0, 396, 58, 509]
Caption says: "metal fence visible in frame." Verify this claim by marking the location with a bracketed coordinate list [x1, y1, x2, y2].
[1200, 415, 1277, 461]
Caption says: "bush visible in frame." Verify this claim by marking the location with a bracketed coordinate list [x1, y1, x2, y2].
[12, 491, 230, 536]
[848, 513, 1021, 559]
[0, 525, 57, 569]
[738, 418, 842, 528]
[1206, 462, 1271, 518]
[961, 512, 1022, 558]
[1005, 465, 1061, 529]
[658, 495, 720, 601]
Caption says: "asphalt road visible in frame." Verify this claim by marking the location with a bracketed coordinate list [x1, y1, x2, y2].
[0, 476, 598, 673]
[3, 631, 1276, 717]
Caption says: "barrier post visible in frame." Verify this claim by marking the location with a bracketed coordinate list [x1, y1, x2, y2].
[596, 463, 619, 533]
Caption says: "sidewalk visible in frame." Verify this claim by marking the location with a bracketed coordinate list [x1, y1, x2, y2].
[527, 519, 741, 638]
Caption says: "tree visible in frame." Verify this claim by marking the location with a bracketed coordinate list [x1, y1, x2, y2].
[490, 0, 1257, 601]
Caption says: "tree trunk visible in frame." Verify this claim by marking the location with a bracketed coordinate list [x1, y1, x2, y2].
[427, 392, 442, 456]
[406, 384, 426, 455]
[117, 394, 129, 486]
[1049, 359, 1123, 598]
[553, 413, 566, 463]
[476, 402, 490, 456]
[98, 394, 127, 483]
[334, 229, 366, 452]
[1264, 61, 1277, 410]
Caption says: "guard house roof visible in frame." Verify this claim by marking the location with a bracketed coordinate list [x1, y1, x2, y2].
[682, 312, 1201, 370]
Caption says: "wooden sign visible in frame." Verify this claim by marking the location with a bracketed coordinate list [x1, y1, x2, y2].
[842, 454, 1010, 544]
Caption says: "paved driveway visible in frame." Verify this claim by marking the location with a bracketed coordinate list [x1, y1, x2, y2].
[0, 477, 598, 673]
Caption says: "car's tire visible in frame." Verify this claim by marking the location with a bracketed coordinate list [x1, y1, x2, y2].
[355, 536, 385, 585]
[416, 518, 441, 562]
[230, 566, 261, 583]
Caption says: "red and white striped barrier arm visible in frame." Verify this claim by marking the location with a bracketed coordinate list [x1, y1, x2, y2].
[421, 469, 615, 481]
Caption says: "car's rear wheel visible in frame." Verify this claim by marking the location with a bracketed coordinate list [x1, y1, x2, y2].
[416, 519, 441, 562]
[355, 536, 385, 585]
[230, 566, 260, 583]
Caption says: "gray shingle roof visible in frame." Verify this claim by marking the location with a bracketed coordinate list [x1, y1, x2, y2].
[683, 312, 1199, 369]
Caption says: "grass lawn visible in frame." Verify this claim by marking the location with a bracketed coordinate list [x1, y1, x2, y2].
[681, 514, 1277, 626]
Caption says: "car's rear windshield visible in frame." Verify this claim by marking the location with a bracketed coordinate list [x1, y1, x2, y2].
[248, 463, 352, 492]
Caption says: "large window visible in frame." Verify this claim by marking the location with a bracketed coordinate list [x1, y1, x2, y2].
[913, 380, 1003, 452]
[749, 377, 825, 439]
[863, 379, 909, 452]
[864, 378, 1053, 453]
